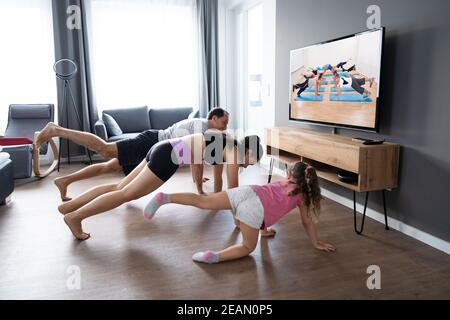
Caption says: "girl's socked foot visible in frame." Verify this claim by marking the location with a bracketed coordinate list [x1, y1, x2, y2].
[192, 251, 220, 264]
[143, 192, 171, 220]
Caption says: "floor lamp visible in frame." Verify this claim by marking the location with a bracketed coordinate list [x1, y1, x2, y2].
[53, 58, 92, 171]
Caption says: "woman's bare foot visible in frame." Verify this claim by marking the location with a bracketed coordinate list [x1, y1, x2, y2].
[35, 122, 58, 148]
[54, 177, 72, 202]
[64, 214, 90, 240]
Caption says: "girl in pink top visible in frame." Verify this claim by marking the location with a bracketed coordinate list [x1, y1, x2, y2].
[144, 161, 336, 264]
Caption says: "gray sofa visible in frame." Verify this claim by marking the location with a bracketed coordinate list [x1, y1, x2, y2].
[94, 106, 198, 142]
[0, 148, 14, 205]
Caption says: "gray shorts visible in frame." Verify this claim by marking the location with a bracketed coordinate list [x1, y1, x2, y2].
[225, 186, 264, 229]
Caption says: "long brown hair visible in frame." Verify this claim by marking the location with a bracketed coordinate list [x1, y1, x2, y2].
[288, 162, 322, 218]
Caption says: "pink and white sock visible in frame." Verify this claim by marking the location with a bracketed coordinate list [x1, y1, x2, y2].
[192, 250, 220, 264]
[143, 192, 170, 220]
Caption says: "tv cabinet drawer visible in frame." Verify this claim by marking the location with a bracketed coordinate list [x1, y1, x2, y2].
[266, 128, 360, 173]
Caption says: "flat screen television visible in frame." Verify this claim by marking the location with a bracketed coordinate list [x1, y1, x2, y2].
[289, 27, 385, 132]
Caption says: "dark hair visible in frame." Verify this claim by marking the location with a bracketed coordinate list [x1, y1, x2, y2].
[318, 73, 324, 80]
[289, 162, 322, 218]
[207, 107, 229, 120]
[239, 135, 264, 164]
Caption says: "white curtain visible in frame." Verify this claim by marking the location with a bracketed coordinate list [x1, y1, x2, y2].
[0, 0, 57, 134]
[87, 0, 198, 111]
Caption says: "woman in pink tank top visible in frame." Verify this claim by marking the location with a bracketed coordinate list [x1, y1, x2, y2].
[145, 161, 336, 264]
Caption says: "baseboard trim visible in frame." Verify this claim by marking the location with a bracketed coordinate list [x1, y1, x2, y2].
[267, 164, 450, 255]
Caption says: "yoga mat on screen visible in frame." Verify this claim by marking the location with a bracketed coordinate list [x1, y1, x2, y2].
[331, 87, 356, 92]
[295, 94, 324, 102]
[330, 93, 372, 102]
[305, 87, 325, 92]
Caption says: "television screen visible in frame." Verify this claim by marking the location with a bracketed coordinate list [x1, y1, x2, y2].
[289, 28, 384, 131]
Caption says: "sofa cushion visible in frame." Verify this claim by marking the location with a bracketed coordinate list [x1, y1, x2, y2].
[107, 133, 139, 142]
[103, 106, 150, 133]
[102, 113, 123, 137]
[10, 104, 51, 119]
[149, 107, 193, 130]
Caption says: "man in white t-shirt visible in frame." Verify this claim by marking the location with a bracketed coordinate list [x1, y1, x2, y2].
[35, 107, 229, 201]
[332, 70, 374, 98]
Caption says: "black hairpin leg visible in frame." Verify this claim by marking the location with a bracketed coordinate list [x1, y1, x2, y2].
[353, 191, 369, 235]
[268, 158, 274, 183]
[382, 190, 390, 230]
[353, 190, 390, 234]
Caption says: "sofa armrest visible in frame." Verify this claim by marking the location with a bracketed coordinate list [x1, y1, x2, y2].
[94, 119, 108, 141]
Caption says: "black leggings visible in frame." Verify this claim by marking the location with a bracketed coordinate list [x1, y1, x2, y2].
[351, 77, 366, 95]
[344, 64, 356, 72]
[117, 129, 160, 175]
[145, 141, 179, 182]
[336, 61, 347, 69]
[293, 79, 309, 96]
[336, 61, 356, 72]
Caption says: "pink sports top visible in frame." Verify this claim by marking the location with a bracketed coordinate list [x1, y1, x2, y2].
[250, 179, 303, 228]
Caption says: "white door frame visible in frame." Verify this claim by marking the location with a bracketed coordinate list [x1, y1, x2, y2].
[220, 0, 276, 135]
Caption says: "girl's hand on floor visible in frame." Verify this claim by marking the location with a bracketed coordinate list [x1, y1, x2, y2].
[314, 241, 336, 252]
[260, 228, 276, 237]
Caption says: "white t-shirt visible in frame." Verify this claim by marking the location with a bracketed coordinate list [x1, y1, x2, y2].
[158, 118, 209, 141]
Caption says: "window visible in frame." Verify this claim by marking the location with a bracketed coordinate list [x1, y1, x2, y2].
[0, 0, 57, 134]
[87, 0, 198, 111]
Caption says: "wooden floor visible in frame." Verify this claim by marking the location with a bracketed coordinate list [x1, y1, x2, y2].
[1, 163, 449, 299]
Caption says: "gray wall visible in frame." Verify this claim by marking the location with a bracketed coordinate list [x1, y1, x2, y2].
[275, 0, 450, 241]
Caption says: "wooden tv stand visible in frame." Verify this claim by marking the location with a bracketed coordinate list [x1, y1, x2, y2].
[264, 127, 400, 234]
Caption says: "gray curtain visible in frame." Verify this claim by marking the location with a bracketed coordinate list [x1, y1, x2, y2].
[197, 0, 220, 118]
[51, 0, 97, 158]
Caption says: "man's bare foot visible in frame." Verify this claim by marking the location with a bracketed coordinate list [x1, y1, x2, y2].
[35, 122, 58, 149]
[54, 177, 72, 202]
[64, 214, 90, 240]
